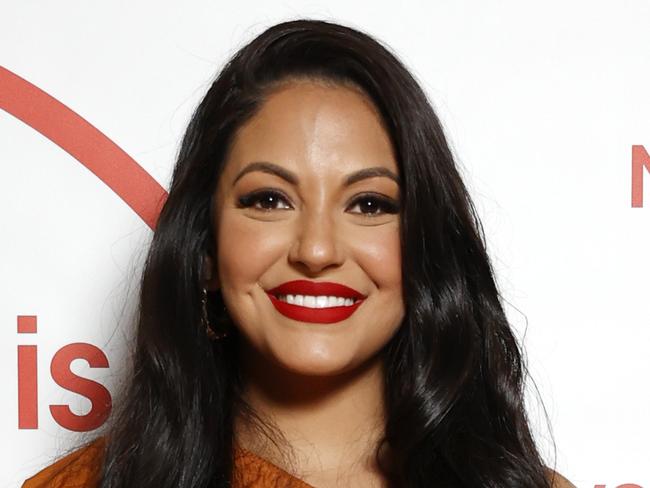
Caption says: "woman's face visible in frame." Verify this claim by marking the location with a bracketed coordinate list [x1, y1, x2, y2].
[208, 79, 404, 377]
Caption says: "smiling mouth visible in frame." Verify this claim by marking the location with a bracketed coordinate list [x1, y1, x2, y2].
[264, 280, 366, 323]
[273, 294, 360, 308]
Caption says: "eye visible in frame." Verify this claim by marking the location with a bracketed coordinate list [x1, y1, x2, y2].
[238, 189, 293, 211]
[347, 193, 400, 217]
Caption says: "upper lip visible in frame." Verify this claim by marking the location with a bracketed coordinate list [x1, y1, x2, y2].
[267, 280, 365, 299]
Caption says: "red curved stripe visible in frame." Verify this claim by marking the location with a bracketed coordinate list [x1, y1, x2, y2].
[0, 66, 167, 230]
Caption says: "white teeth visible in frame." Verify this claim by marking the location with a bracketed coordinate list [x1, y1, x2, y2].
[277, 294, 358, 308]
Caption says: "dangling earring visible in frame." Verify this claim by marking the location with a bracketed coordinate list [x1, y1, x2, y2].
[201, 287, 229, 341]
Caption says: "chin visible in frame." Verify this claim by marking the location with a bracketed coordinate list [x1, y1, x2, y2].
[279, 363, 348, 378]
[266, 344, 362, 378]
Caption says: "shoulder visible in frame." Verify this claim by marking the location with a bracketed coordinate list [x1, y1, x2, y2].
[22, 437, 106, 488]
[545, 468, 577, 488]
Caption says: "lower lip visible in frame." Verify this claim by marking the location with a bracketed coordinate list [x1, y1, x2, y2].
[266, 293, 364, 323]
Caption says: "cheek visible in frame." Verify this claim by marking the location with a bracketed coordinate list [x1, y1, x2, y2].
[352, 224, 402, 290]
[216, 211, 288, 290]
[349, 224, 404, 358]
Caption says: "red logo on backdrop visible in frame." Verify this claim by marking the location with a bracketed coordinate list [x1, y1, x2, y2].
[595, 485, 644, 488]
[0, 66, 167, 431]
[632, 145, 650, 207]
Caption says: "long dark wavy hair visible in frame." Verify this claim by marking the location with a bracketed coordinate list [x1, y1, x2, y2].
[97, 18, 556, 488]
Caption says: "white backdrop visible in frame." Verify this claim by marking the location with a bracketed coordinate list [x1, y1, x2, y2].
[1, 1, 648, 487]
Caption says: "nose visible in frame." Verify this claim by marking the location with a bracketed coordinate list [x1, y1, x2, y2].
[288, 208, 344, 274]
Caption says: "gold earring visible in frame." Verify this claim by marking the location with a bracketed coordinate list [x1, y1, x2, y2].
[201, 287, 229, 341]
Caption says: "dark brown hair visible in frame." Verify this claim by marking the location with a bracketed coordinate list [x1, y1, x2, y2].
[99, 18, 555, 487]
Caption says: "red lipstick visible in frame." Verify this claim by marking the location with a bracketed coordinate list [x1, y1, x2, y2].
[266, 280, 366, 324]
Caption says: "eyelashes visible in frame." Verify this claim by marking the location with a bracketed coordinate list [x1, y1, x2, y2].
[348, 193, 400, 216]
[237, 189, 400, 217]
[238, 190, 293, 212]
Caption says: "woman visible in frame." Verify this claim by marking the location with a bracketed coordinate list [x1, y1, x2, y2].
[24, 18, 574, 488]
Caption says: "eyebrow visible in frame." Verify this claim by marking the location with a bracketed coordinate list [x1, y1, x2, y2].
[232, 161, 400, 187]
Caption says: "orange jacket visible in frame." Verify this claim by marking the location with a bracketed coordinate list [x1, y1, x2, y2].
[23, 438, 312, 488]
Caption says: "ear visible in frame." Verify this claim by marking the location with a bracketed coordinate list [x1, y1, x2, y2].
[202, 254, 220, 291]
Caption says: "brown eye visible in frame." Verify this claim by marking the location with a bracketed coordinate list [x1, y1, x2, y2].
[347, 193, 400, 217]
[238, 189, 292, 211]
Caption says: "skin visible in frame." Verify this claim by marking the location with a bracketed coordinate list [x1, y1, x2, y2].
[205, 79, 403, 487]
[203, 79, 576, 488]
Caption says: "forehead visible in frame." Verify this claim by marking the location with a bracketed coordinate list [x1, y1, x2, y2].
[224, 80, 398, 178]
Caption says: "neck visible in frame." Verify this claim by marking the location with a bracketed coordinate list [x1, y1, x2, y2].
[233, 340, 389, 483]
